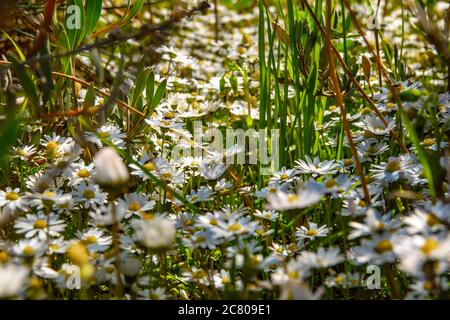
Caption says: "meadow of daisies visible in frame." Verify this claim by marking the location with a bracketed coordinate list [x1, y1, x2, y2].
[0, 0, 449, 300]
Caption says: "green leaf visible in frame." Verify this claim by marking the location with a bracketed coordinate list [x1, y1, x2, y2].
[0, 94, 22, 167]
[152, 79, 167, 110]
[85, 0, 102, 35]
[83, 83, 96, 109]
[146, 71, 155, 109]
[124, 0, 144, 23]
[2, 31, 26, 61]
[11, 57, 39, 114]
[131, 69, 150, 109]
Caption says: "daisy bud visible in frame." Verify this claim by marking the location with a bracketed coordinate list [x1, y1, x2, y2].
[136, 217, 176, 251]
[121, 257, 141, 278]
[93, 147, 129, 187]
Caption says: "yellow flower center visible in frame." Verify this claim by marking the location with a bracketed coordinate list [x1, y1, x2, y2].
[46, 141, 58, 150]
[306, 229, 318, 237]
[33, 219, 48, 229]
[144, 162, 156, 171]
[17, 149, 27, 157]
[150, 293, 161, 300]
[0, 250, 9, 263]
[386, 102, 396, 110]
[49, 244, 60, 251]
[343, 158, 353, 166]
[329, 105, 337, 112]
[221, 276, 231, 285]
[228, 222, 242, 232]
[426, 214, 440, 227]
[85, 235, 98, 244]
[77, 169, 90, 178]
[335, 275, 345, 284]
[422, 138, 435, 147]
[195, 236, 207, 243]
[358, 200, 366, 208]
[23, 245, 35, 256]
[361, 107, 372, 115]
[128, 201, 141, 212]
[264, 213, 272, 219]
[209, 218, 218, 226]
[287, 194, 299, 203]
[325, 179, 337, 189]
[386, 160, 401, 173]
[421, 238, 439, 256]
[161, 172, 172, 180]
[45, 141, 59, 158]
[83, 190, 95, 199]
[280, 173, 289, 180]
[143, 213, 156, 220]
[67, 243, 89, 265]
[5, 191, 19, 201]
[375, 239, 393, 253]
[368, 146, 378, 154]
[288, 271, 299, 279]
[43, 191, 56, 198]
[97, 131, 110, 139]
[424, 281, 435, 291]
[165, 111, 175, 119]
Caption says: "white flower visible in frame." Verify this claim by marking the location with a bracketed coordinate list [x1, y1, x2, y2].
[266, 188, 322, 211]
[200, 161, 228, 180]
[297, 247, 344, 268]
[76, 228, 112, 252]
[350, 233, 398, 265]
[63, 161, 95, 186]
[135, 217, 176, 250]
[295, 156, 339, 177]
[74, 184, 107, 209]
[348, 208, 400, 239]
[118, 192, 156, 218]
[0, 188, 27, 213]
[296, 223, 329, 241]
[93, 147, 130, 187]
[359, 114, 396, 135]
[15, 212, 66, 240]
[85, 124, 126, 149]
[0, 264, 29, 298]
[13, 145, 36, 161]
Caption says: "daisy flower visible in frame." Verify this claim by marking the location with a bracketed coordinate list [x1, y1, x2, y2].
[15, 212, 66, 240]
[85, 124, 126, 149]
[348, 208, 401, 239]
[266, 188, 322, 211]
[253, 209, 279, 221]
[0, 187, 27, 213]
[296, 222, 329, 241]
[183, 230, 219, 250]
[63, 161, 95, 186]
[77, 228, 112, 252]
[350, 233, 398, 265]
[74, 184, 107, 209]
[297, 247, 344, 269]
[13, 145, 36, 161]
[119, 192, 156, 219]
[11, 238, 46, 259]
[295, 156, 339, 177]
[0, 264, 29, 298]
[359, 114, 396, 136]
